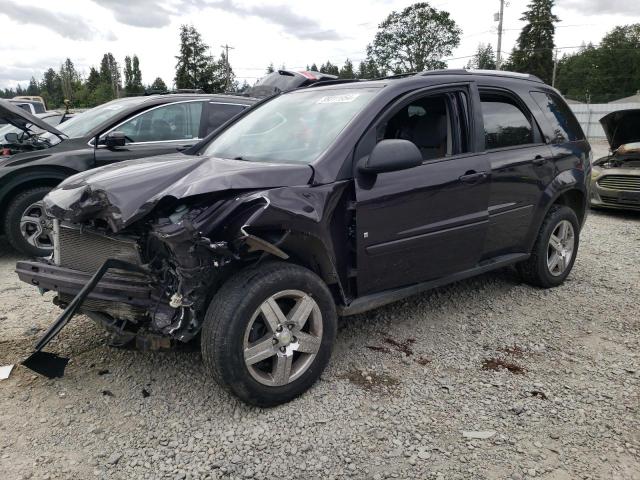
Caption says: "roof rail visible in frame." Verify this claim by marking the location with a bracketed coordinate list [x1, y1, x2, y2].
[417, 68, 545, 83]
[373, 72, 418, 80]
[305, 79, 363, 88]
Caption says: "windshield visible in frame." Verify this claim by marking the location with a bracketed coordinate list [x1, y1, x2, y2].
[46, 97, 146, 140]
[202, 88, 378, 164]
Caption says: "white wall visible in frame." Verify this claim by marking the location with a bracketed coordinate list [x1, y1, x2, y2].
[569, 103, 640, 139]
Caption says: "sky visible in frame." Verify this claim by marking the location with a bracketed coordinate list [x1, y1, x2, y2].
[0, 0, 639, 90]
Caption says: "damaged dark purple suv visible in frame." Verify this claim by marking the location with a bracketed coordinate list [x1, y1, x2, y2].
[17, 70, 591, 406]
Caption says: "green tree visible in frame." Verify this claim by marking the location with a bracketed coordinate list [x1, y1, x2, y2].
[555, 25, 640, 102]
[174, 25, 225, 92]
[132, 55, 143, 93]
[39, 68, 64, 108]
[59, 58, 81, 104]
[266, 63, 275, 74]
[339, 59, 355, 79]
[466, 43, 497, 70]
[357, 59, 382, 79]
[309, 63, 319, 72]
[123, 55, 144, 95]
[26, 77, 39, 96]
[366, 2, 461, 75]
[320, 61, 339, 76]
[99, 52, 121, 99]
[504, 0, 558, 83]
[124, 56, 133, 93]
[150, 77, 168, 91]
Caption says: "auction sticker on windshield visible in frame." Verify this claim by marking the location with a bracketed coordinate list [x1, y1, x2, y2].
[317, 93, 360, 104]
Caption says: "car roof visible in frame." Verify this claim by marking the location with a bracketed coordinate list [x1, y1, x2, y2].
[302, 69, 548, 93]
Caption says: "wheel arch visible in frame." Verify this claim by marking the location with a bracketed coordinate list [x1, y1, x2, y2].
[0, 166, 77, 232]
[525, 169, 588, 253]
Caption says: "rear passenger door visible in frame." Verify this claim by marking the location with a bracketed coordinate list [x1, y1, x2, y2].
[479, 89, 554, 259]
[94, 100, 205, 165]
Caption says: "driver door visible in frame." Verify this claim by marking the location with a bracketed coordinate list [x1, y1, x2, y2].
[355, 86, 491, 295]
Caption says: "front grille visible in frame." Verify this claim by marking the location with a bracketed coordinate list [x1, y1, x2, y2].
[597, 175, 640, 192]
[54, 223, 143, 274]
[600, 195, 640, 207]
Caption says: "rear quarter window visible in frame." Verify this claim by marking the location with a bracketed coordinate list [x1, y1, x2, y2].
[531, 91, 584, 142]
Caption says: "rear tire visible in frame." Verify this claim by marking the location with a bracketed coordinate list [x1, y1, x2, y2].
[4, 187, 54, 257]
[518, 205, 580, 288]
[201, 261, 337, 407]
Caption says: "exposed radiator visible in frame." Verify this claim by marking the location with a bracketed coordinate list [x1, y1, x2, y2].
[54, 222, 143, 274]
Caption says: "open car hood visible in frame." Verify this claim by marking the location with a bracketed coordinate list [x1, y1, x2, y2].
[600, 109, 640, 151]
[0, 99, 64, 137]
[44, 153, 314, 231]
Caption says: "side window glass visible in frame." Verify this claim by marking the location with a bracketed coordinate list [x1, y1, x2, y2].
[380, 94, 451, 161]
[531, 91, 584, 142]
[116, 102, 203, 143]
[480, 94, 534, 149]
[203, 103, 246, 136]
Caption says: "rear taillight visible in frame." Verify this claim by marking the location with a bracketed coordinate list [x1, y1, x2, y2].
[2, 148, 11, 156]
[299, 71, 317, 80]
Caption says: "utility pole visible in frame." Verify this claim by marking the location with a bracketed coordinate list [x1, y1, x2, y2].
[220, 44, 235, 91]
[551, 48, 559, 87]
[496, 0, 505, 70]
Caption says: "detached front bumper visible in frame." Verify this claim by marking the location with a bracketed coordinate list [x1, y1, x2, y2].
[15, 260, 154, 316]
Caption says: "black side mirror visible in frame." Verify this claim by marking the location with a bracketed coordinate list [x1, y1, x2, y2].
[4, 132, 19, 144]
[358, 139, 423, 174]
[104, 131, 126, 148]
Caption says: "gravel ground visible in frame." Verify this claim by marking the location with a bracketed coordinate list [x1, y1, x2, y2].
[0, 204, 639, 480]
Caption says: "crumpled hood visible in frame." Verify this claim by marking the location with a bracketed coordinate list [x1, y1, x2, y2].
[45, 152, 314, 231]
[0, 99, 64, 137]
[600, 109, 640, 151]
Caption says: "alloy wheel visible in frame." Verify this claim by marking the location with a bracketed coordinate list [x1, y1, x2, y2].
[20, 201, 53, 251]
[243, 290, 323, 387]
[547, 220, 575, 276]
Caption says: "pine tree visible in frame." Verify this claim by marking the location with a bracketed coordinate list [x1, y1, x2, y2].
[310, 63, 319, 72]
[26, 77, 39, 96]
[339, 59, 355, 79]
[39, 68, 64, 108]
[466, 44, 497, 70]
[266, 63, 275, 74]
[174, 25, 225, 93]
[504, 0, 558, 83]
[150, 77, 168, 91]
[357, 59, 381, 79]
[59, 58, 80, 104]
[320, 61, 339, 76]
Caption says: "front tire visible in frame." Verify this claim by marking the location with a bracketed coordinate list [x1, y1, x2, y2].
[201, 262, 337, 407]
[4, 187, 54, 257]
[518, 205, 580, 288]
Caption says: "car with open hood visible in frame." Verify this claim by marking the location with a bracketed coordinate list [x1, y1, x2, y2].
[16, 70, 590, 406]
[590, 109, 640, 211]
[0, 94, 256, 256]
[245, 69, 338, 98]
